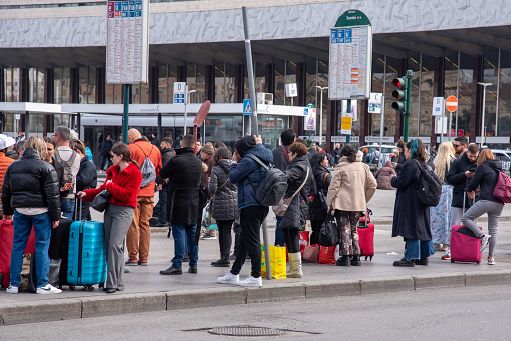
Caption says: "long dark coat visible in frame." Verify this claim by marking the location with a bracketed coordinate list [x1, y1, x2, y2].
[391, 159, 432, 241]
[160, 147, 203, 225]
[280, 155, 309, 231]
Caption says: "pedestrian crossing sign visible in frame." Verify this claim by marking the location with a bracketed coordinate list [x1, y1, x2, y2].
[243, 98, 253, 116]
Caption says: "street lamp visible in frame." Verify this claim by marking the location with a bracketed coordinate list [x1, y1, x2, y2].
[315, 85, 328, 146]
[183, 86, 197, 134]
[477, 82, 492, 147]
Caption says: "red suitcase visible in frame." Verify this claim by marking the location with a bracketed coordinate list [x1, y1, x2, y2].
[450, 225, 482, 264]
[0, 220, 36, 288]
[357, 209, 374, 261]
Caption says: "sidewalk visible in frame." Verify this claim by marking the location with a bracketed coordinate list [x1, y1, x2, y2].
[1, 189, 511, 326]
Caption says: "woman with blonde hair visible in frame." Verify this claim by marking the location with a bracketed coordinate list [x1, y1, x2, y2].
[430, 141, 456, 260]
[461, 148, 504, 265]
[3, 136, 62, 294]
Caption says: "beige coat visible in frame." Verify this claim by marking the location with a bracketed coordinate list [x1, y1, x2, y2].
[326, 155, 377, 212]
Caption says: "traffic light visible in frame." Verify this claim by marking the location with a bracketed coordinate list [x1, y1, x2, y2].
[391, 77, 407, 114]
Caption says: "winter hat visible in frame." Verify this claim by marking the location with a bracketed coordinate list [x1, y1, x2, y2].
[201, 142, 215, 155]
[235, 136, 256, 158]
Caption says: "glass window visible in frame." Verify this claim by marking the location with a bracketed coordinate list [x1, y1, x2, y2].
[284, 60, 296, 106]
[158, 65, 169, 103]
[458, 53, 475, 135]
[214, 62, 225, 103]
[195, 64, 206, 103]
[36, 69, 46, 103]
[204, 115, 243, 150]
[255, 62, 266, 96]
[257, 114, 288, 148]
[408, 54, 421, 137]
[305, 57, 317, 107]
[132, 84, 140, 104]
[61, 67, 70, 103]
[28, 68, 37, 102]
[444, 51, 459, 134]
[12, 68, 20, 102]
[54, 67, 62, 104]
[499, 49, 511, 136]
[274, 59, 285, 105]
[317, 59, 328, 137]
[370, 55, 385, 136]
[113, 84, 122, 104]
[88, 66, 96, 104]
[419, 54, 435, 137]
[140, 81, 149, 104]
[224, 63, 236, 103]
[483, 47, 499, 137]
[79, 66, 89, 104]
[105, 83, 114, 104]
[166, 66, 177, 103]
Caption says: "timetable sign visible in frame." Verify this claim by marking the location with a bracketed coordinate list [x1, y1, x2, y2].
[106, 0, 149, 84]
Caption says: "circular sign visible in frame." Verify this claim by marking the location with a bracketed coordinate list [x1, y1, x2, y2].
[446, 95, 458, 113]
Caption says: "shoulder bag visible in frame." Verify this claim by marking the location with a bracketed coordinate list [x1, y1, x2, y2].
[273, 166, 309, 217]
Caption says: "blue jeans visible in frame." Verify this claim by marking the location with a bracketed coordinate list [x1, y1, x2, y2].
[61, 198, 75, 220]
[10, 211, 52, 288]
[171, 224, 198, 268]
[274, 216, 284, 246]
[404, 239, 435, 261]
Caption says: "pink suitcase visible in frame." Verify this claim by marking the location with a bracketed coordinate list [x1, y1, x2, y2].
[450, 225, 482, 264]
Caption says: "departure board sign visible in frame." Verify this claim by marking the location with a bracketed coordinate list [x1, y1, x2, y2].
[106, 0, 149, 84]
[328, 10, 372, 100]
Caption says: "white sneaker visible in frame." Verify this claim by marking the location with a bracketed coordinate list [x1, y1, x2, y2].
[6, 286, 18, 294]
[36, 284, 62, 295]
[480, 234, 491, 252]
[217, 272, 239, 285]
[238, 276, 263, 288]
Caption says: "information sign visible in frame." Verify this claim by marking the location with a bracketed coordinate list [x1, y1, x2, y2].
[106, 0, 149, 84]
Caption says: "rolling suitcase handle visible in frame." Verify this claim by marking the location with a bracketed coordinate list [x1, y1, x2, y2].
[74, 196, 82, 222]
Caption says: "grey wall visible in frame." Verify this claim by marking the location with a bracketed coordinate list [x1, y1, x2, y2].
[0, 0, 510, 48]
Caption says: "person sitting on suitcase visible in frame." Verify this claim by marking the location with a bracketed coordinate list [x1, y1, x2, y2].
[77, 143, 142, 294]
[461, 149, 504, 266]
[3, 137, 62, 294]
[326, 145, 377, 267]
[390, 139, 435, 267]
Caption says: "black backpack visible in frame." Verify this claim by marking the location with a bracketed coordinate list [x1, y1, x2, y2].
[246, 154, 288, 207]
[414, 159, 442, 207]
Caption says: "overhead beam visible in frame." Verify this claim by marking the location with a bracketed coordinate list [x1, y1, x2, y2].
[444, 28, 511, 50]
[412, 32, 483, 55]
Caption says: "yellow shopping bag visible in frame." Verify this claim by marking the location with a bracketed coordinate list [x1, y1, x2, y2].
[270, 245, 287, 279]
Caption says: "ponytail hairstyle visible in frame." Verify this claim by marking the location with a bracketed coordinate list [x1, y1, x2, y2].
[110, 142, 139, 168]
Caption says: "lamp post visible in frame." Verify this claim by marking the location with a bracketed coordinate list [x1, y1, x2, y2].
[183, 86, 197, 135]
[477, 82, 492, 147]
[315, 85, 328, 146]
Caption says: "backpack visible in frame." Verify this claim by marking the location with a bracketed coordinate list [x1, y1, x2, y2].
[414, 159, 442, 207]
[492, 169, 511, 203]
[134, 143, 156, 188]
[246, 154, 288, 207]
[54, 149, 78, 195]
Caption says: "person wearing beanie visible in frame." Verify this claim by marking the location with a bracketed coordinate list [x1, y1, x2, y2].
[199, 142, 216, 240]
[217, 135, 272, 288]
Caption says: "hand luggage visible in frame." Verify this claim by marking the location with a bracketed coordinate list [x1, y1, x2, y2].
[450, 195, 482, 264]
[0, 219, 36, 289]
[67, 200, 106, 290]
[319, 213, 339, 247]
[298, 231, 310, 256]
[357, 209, 375, 261]
[318, 245, 336, 265]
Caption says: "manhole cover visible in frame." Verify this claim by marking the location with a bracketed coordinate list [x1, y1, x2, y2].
[208, 326, 286, 337]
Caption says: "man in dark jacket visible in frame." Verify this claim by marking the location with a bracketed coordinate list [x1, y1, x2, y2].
[217, 135, 272, 288]
[153, 137, 175, 228]
[159, 134, 202, 275]
[446, 143, 479, 226]
[99, 134, 113, 171]
[272, 129, 295, 246]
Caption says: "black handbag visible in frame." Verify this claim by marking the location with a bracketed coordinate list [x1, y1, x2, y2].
[319, 213, 339, 247]
[91, 189, 109, 212]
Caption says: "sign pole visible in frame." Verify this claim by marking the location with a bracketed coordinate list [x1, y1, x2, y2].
[242, 7, 259, 136]
[346, 100, 351, 144]
[122, 84, 129, 144]
[379, 95, 384, 167]
[448, 110, 453, 139]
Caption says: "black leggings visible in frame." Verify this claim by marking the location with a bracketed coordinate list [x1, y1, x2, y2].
[283, 229, 299, 253]
[216, 219, 234, 259]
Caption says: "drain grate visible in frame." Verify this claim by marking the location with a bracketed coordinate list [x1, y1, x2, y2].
[207, 326, 287, 337]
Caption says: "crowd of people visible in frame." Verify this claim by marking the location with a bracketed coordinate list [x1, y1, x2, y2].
[2, 126, 506, 293]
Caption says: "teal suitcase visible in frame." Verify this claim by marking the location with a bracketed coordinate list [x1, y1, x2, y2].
[67, 220, 106, 290]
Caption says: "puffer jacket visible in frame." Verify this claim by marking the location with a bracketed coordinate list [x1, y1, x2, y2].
[209, 159, 238, 220]
[376, 161, 396, 190]
[229, 144, 273, 209]
[2, 148, 61, 221]
[280, 155, 309, 231]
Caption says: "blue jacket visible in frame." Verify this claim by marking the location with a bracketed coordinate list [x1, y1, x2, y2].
[229, 144, 273, 209]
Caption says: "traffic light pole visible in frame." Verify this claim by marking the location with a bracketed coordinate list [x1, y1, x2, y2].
[403, 70, 414, 143]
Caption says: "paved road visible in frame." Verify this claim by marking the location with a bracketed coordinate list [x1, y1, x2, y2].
[3, 285, 510, 340]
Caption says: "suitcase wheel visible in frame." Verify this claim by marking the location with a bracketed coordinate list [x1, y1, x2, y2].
[84, 285, 95, 292]
[477, 261, 480, 264]
[69, 285, 75, 291]
[99, 283, 104, 289]
[451, 260, 455, 263]
[369, 256, 373, 261]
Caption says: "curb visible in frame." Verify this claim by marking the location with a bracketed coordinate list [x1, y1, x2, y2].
[1, 270, 510, 326]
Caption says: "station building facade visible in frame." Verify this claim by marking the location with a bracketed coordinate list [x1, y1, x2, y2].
[1, 0, 511, 150]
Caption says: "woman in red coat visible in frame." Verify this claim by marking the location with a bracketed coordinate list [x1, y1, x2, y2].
[77, 143, 142, 293]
